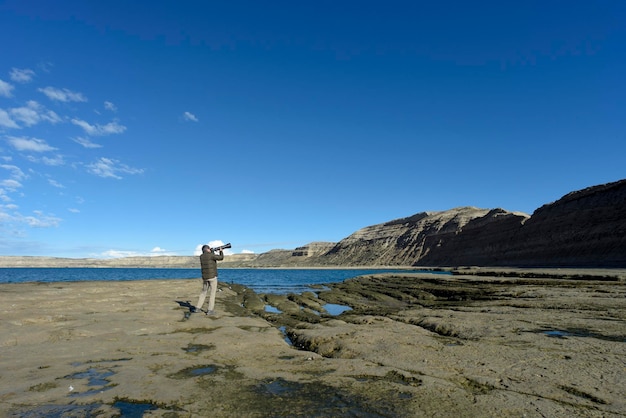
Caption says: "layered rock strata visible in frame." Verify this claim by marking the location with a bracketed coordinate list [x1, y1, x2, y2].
[320, 179, 626, 267]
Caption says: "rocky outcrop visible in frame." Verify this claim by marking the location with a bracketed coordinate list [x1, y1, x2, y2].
[291, 242, 336, 258]
[319, 179, 626, 267]
[481, 179, 626, 266]
[417, 209, 530, 266]
[319, 207, 497, 266]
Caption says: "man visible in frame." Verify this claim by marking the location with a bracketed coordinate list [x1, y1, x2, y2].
[195, 244, 223, 315]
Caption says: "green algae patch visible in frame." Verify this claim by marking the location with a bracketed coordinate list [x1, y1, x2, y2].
[29, 381, 58, 392]
[182, 343, 215, 355]
[168, 364, 219, 379]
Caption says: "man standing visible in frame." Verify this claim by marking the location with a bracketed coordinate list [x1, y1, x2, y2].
[195, 244, 223, 315]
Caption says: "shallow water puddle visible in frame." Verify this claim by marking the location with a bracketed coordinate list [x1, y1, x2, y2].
[183, 343, 215, 354]
[265, 305, 282, 313]
[257, 377, 302, 396]
[69, 367, 115, 386]
[252, 376, 408, 416]
[539, 328, 626, 342]
[113, 400, 158, 417]
[278, 325, 294, 345]
[544, 330, 571, 338]
[324, 303, 352, 316]
[65, 367, 115, 397]
[169, 364, 218, 379]
[190, 366, 217, 376]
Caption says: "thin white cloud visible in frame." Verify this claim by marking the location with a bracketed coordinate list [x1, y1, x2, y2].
[72, 136, 102, 149]
[0, 109, 20, 129]
[1, 164, 27, 181]
[48, 179, 64, 188]
[9, 105, 40, 127]
[41, 155, 65, 166]
[71, 118, 126, 136]
[104, 101, 117, 112]
[150, 246, 177, 256]
[0, 165, 26, 201]
[24, 210, 62, 228]
[0, 179, 22, 191]
[38, 86, 87, 102]
[100, 249, 141, 258]
[0, 209, 61, 228]
[183, 111, 198, 122]
[5, 136, 57, 152]
[86, 157, 144, 179]
[0, 79, 14, 97]
[25, 154, 65, 166]
[10, 101, 62, 127]
[68, 208, 80, 213]
[99, 246, 177, 258]
[38, 62, 54, 73]
[10, 68, 35, 83]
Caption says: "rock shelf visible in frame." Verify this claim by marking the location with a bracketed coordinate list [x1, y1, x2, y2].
[1, 269, 625, 417]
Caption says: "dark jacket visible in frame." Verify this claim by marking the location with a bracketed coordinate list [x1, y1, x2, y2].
[200, 251, 224, 279]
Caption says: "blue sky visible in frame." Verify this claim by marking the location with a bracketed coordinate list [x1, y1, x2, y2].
[1, 1, 624, 258]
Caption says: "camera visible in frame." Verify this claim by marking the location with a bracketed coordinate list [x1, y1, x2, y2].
[212, 243, 231, 252]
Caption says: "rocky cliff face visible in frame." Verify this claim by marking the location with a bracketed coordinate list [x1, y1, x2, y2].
[319, 207, 496, 266]
[291, 242, 336, 258]
[477, 179, 626, 267]
[416, 208, 530, 266]
[319, 179, 626, 267]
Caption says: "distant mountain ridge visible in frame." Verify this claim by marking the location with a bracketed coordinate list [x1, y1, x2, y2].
[1, 179, 625, 268]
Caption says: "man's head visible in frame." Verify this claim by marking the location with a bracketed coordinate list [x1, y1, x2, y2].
[202, 244, 211, 253]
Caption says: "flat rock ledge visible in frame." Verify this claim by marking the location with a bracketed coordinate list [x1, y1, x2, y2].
[1, 268, 625, 417]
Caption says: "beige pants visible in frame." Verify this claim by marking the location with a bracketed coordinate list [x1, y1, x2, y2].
[196, 277, 217, 312]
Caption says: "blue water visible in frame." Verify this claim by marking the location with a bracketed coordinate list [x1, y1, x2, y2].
[0, 268, 432, 294]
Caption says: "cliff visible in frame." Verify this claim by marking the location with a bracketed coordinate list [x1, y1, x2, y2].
[321, 179, 626, 267]
[482, 179, 626, 266]
[319, 207, 496, 266]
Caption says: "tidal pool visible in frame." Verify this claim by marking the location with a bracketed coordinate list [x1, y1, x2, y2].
[324, 303, 352, 316]
[265, 305, 282, 313]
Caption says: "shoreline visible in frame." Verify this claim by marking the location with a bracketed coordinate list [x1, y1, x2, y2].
[1, 270, 625, 416]
[3, 255, 626, 271]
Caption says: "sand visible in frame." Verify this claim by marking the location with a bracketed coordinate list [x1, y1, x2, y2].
[1, 269, 625, 417]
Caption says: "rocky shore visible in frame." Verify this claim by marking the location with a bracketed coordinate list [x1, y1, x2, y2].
[1, 268, 625, 417]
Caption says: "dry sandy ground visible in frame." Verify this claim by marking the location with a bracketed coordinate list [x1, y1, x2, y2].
[1, 270, 625, 417]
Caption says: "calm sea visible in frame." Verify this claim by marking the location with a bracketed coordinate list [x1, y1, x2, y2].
[0, 268, 433, 294]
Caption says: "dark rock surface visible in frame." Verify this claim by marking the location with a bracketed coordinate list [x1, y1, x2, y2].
[493, 179, 626, 266]
[319, 179, 626, 267]
[320, 207, 496, 266]
[246, 268, 626, 417]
